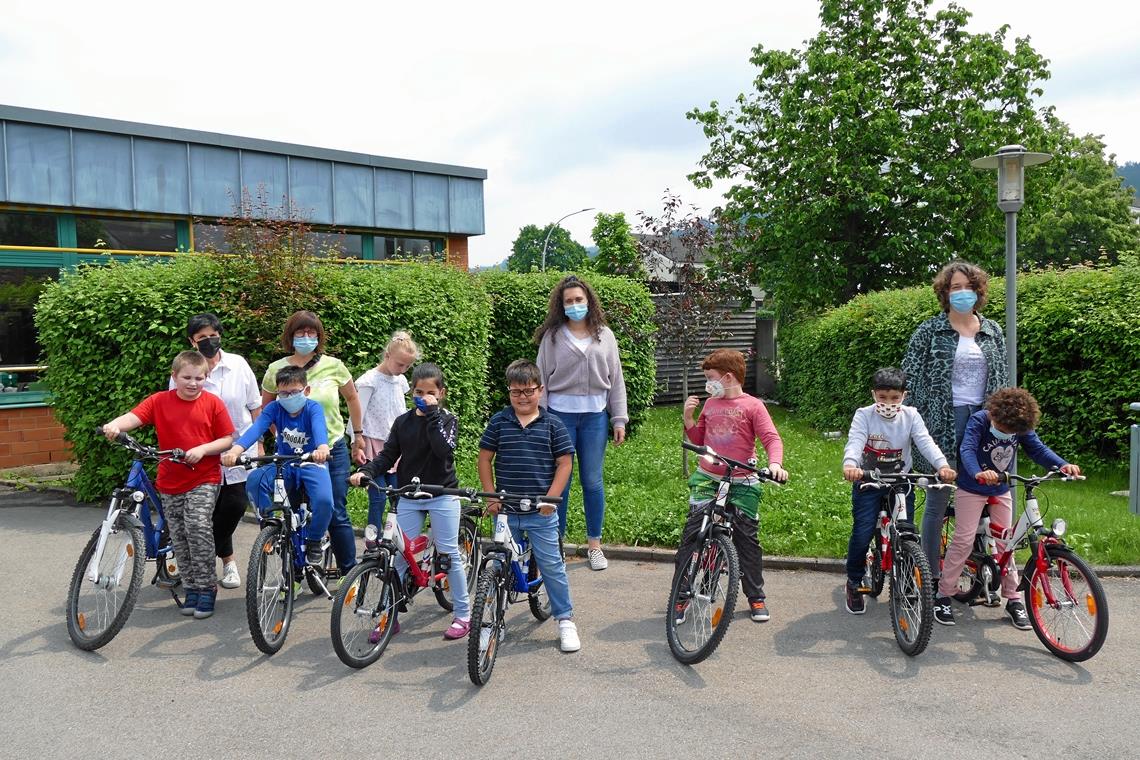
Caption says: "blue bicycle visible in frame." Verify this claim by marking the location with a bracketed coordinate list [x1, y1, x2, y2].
[66, 430, 184, 651]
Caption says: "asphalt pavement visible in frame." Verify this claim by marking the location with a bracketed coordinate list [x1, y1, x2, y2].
[1, 488, 1138, 759]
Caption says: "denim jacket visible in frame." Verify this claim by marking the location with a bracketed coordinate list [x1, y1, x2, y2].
[901, 312, 1007, 470]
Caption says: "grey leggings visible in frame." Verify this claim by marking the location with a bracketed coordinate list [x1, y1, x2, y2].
[921, 403, 980, 579]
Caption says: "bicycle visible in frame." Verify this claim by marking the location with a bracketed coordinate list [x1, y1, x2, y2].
[236, 451, 334, 655]
[666, 442, 779, 665]
[330, 477, 482, 669]
[857, 470, 951, 657]
[466, 491, 558, 686]
[66, 430, 185, 650]
[940, 469, 1107, 662]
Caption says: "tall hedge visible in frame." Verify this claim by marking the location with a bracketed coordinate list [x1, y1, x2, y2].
[478, 271, 657, 429]
[777, 265, 1140, 463]
[36, 257, 492, 500]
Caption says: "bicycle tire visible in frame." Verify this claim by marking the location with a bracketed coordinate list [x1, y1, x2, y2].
[246, 524, 295, 655]
[468, 564, 507, 686]
[1026, 545, 1108, 662]
[889, 539, 934, 657]
[434, 517, 481, 612]
[864, 535, 885, 597]
[527, 556, 551, 621]
[66, 519, 146, 651]
[331, 558, 398, 668]
[665, 532, 740, 665]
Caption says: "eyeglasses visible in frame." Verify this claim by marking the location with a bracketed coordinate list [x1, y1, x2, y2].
[277, 390, 305, 399]
[507, 386, 541, 399]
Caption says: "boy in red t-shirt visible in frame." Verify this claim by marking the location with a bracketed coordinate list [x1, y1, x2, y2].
[103, 351, 234, 619]
[677, 349, 788, 623]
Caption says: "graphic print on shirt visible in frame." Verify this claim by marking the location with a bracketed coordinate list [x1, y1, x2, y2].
[705, 406, 747, 452]
[281, 425, 311, 453]
[861, 433, 904, 473]
[981, 436, 1016, 473]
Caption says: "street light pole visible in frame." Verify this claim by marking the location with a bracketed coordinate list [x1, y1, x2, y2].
[540, 207, 595, 271]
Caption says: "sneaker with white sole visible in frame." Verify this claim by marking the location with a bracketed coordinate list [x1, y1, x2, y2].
[587, 548, 608, 571]
[219, 562, 240, 589]
[558, 619, 581, 652]
[934, 595, 955, 626]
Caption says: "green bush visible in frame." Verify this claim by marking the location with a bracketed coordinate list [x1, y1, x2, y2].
[36, 257, 491, 500]
[777, 265, 1140, 463]
[478, 271, 657, 430]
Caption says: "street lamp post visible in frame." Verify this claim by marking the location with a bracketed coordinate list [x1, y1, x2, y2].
[540, 207, 595, 271]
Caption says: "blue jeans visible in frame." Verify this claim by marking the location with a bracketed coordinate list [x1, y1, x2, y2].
[366, 470, 399, 528]
[508, 511, 573, 619]
[393, 495, 470, 620]
[846, 481, 916, 585]
[327, 437, 357, 572]
[245, 462, 332, 544]
[549, 409, 608, 540]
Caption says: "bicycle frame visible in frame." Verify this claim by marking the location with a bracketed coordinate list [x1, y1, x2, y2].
[482, 512, 541, 596]
[378, 507, 446, 590]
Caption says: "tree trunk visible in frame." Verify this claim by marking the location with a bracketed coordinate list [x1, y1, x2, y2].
[681, 371, 690, 477]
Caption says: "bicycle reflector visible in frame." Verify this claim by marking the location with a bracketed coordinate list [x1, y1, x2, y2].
[1051, 518, 1067, 538]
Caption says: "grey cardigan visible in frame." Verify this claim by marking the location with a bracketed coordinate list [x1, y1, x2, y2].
[536, 325, 629, 428]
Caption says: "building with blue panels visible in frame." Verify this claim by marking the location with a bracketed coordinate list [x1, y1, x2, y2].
[0, 105, 486, 457]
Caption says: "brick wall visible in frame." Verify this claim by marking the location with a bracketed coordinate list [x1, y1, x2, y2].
[446, 236, 469, 270]
[0, 405, 72, 469]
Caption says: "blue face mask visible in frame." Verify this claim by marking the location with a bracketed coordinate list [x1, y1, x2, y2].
[413, 396, 429, 412]
[949, 290, 978, 314]
[278, 392, 307, 414]
[989, 425, 1015, 441]
[293, 336, 318, 355]
[564, 304, 588, 321]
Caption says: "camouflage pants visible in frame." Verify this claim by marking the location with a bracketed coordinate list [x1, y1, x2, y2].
[162, 483, 220, 591]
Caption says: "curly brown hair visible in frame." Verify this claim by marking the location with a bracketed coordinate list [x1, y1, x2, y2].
[932, 260, 989, 313]
[986, 387, 1040, 434]
[533, 275, 607, 344]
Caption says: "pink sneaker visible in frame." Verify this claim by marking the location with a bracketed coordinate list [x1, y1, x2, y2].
[443, 618, 471, 640]
[368, 618, 399, 644]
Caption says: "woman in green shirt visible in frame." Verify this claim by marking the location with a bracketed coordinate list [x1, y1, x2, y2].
[261, 310, 366, 573]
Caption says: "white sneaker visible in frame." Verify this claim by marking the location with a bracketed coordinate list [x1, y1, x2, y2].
[220, 562, 241, 589]
[587, 548, 608, 571]
[558, 619, 581, 653]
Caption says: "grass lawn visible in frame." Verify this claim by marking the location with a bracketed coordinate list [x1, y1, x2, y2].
[346, 403, 1140, 564]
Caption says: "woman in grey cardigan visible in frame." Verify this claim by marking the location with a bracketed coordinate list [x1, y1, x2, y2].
[535, 275, 627, 571]
[902, 260, 1007, 582]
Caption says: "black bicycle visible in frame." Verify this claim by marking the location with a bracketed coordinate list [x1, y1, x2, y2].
[666, 442, 779, 665]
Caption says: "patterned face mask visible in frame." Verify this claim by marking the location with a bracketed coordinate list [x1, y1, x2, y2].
[705, 379, 726, 398]
[874, 401, 902, 419]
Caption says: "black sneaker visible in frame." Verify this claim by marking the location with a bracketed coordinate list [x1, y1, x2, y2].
[304, 541, 324, 565]
[1006, 600, 1031, 630]
[933, 595, 955, 626]
[845, 582, 865, 615]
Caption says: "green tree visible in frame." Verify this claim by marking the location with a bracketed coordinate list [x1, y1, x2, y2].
[507, 224, 588, 273]
[592, 211, 647, 279]
[688, 0, 1052, 315]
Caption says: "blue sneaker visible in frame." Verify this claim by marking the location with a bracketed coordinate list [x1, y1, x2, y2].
[193, 587, 217, 619]
[179, 589, 200, 616]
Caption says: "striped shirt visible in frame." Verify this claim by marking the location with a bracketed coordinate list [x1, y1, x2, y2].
[479, 407, 574, 497]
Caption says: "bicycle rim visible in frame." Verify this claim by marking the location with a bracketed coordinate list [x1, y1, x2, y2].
[890, 540, 933, 657]
[246, 525, 293, 655]
[1027, 546, 1108, 662]
[666, 533, 739, 665]
[468, 565, 505, 686]
[332, 560, 397, 667]
[67, 522, 145, 650]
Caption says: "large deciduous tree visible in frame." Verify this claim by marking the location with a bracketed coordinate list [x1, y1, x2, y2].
[688, 0, 1053, 315]
[508, 224, 588, 273]
[592, 211, 647, 279]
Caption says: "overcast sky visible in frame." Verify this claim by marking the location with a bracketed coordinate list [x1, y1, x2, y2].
[2, 0, 1137, 266]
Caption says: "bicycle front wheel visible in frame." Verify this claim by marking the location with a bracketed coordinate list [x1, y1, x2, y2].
[66, 519, 145, 651]
[246, 524, 295, 655]
[665, 533, 740, 665]
[435, 517, 481, 612]
[331, 558, 399, 668]
[527, 557, 551, 621]
[468, 564, 508, 686]
[889, 539, 933, 657]
[1026, 545, 1108, 662]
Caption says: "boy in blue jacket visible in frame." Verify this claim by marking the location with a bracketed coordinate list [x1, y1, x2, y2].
[935, 387, 1080, 629]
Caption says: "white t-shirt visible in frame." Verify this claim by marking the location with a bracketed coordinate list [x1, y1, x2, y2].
[356, 368, 410, 440]
[951, 335, 988, 407]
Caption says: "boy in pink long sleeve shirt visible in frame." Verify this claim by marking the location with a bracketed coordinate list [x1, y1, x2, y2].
[677, 349, 789, 623]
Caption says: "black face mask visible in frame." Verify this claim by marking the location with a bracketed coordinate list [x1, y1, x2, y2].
[196, 336, 222, 359]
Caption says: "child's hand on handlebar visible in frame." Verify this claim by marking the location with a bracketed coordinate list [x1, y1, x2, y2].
[768, 463, 788, 483]
[183, 445, 208, 465]
[221, 445, 244, 468]
[101, 424, 120, 441]
[486, 498, 501, 516]
[348, 472, 368, 487]
[937, 466, 957, 483]
[843, 465, 863, 482]
[311, 444, 330, 464]
[975, 469, 1001, 486]
[538, 499, 557, 516]
[1060, 463, 1082, 477]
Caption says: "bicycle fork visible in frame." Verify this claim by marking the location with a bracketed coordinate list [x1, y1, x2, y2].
[85, 495, 139, 588]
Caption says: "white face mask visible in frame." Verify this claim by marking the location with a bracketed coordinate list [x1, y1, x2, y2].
[874, 400, 902, 419]
[705, 379, 726, 398]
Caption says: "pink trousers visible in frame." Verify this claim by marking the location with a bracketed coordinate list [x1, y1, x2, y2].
[937, 489, 1019, 600]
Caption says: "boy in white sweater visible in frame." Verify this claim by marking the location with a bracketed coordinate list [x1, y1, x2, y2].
[841, 368, 955, 614]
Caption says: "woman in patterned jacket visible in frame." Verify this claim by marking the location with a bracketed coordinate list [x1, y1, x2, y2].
[902, 260, 1007, 584]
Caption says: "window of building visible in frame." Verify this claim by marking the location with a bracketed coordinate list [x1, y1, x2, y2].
[306, 231, 362, 258]
[377, 236, 444, 260]
[0, 268, 58, 392]
[0, 211, 57, 247]
[76, 216, 178, 251]
[192, 222, 232, 253]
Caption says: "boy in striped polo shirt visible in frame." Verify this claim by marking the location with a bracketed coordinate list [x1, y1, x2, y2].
[478, 359, 580, 652]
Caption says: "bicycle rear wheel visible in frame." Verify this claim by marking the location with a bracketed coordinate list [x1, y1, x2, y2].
[246, 524, 295, 655]
[468, 564, 508, 686]
[66, 519, 145, 650]
[665, 533, 739, 665]
[1026, 545, 1108, 662]
[889, 539, 933, 657]
[331, 558, 399, 668]
[435, 517, 481, 612]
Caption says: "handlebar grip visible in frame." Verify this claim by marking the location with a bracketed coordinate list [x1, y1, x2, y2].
[171, 448, 185, 459]
[681, 441, 708, 455]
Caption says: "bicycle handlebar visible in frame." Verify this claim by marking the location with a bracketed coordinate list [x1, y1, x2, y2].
[1000, 468, 1085, 486]
[859, 470, 955, 490]
[681, 441, 779, 482]
[355, 476, 558, 511]
[97, 427, 186, 462]
[234, 452, 314, 467]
